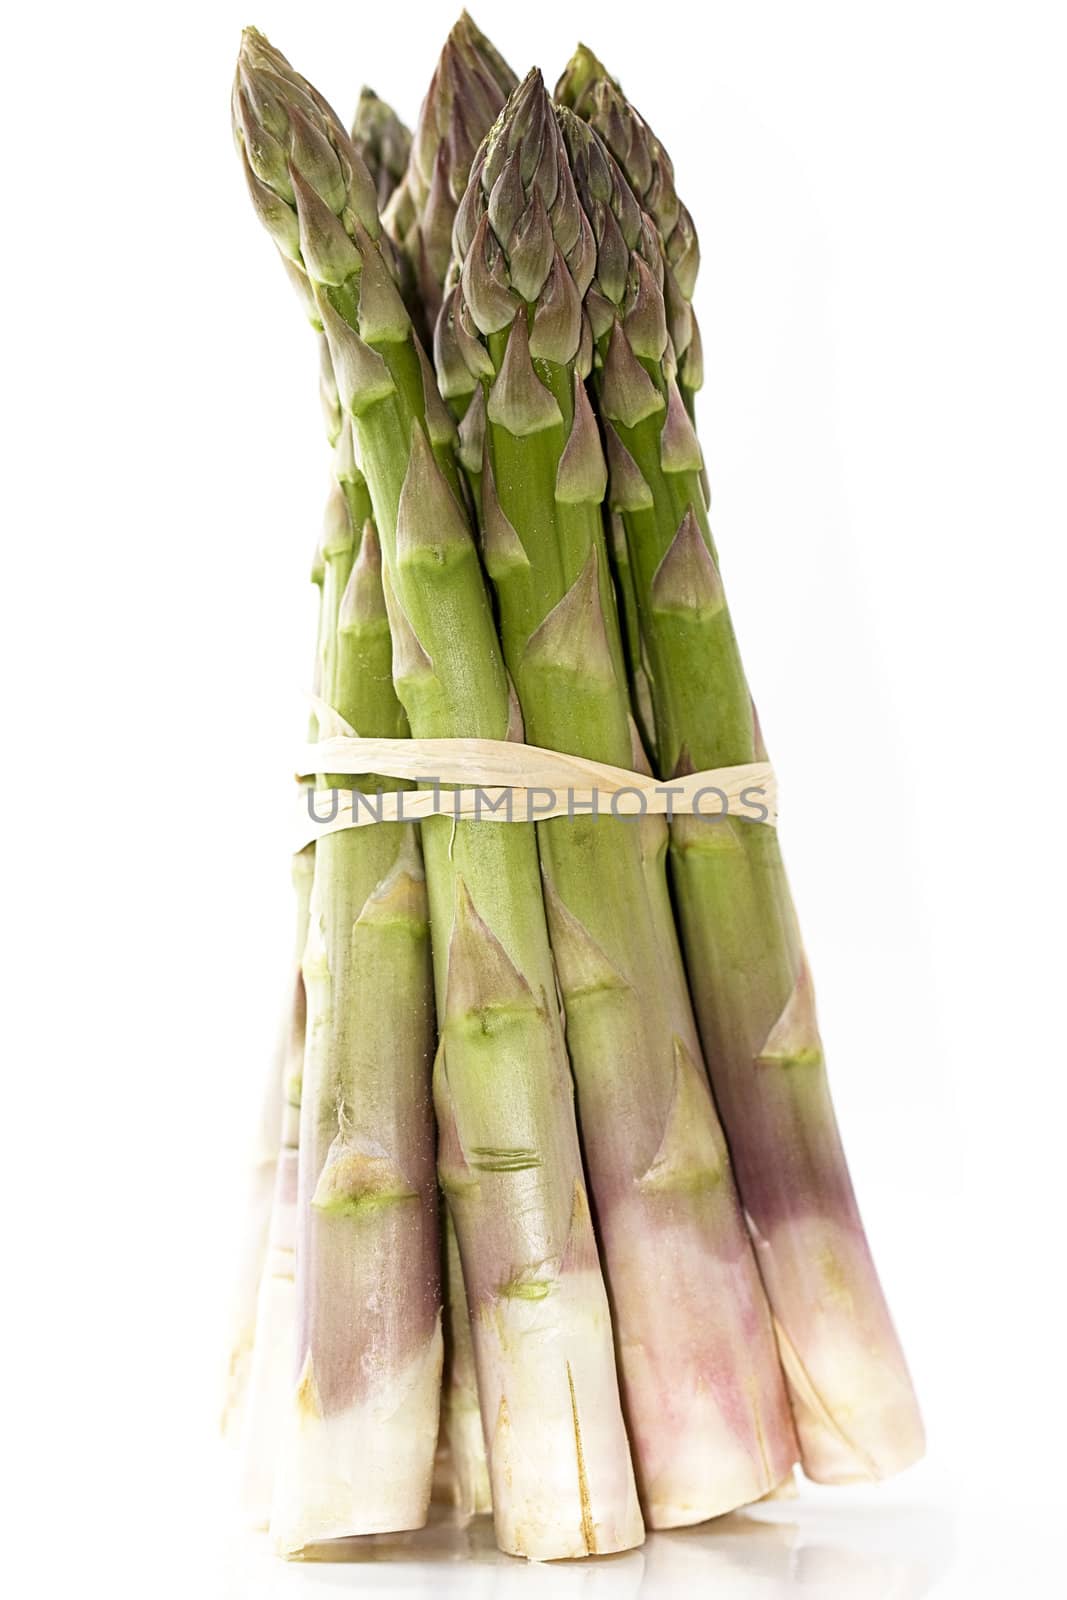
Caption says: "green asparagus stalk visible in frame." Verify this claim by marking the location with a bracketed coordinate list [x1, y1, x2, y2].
[234, 41, 444, 1551]
[559, 94, 924, 1484]
[443, 68, 798, 1528]
[245, 62, 472, 1541]
[280, 481, 441, 1554]
[384, 13, 516, 333]
[386, 30, 515, 1511]
[234, 29, 642, 1561]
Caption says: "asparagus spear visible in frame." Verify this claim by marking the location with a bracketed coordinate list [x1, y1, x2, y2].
[445, 68, 797, 1528]
[351, 87, 411, 210]
[240, 122, 434, 1518]
[282, 484, 441, 1554]
[386, 31, 516, 1511]
[234, 43, 443, 1551]
[233, 29, 642, 1561]
[369, 84, 493, 1498]
[255, 64, 493, 1537]
[384, 12, 517, 332]
[559, 98, 924, 1484]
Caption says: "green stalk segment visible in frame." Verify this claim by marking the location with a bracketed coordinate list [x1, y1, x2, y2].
[447, 72, 799, 1529]
[234, 30, 642, 1562]
[561, 98, 924, 1483]
[234, 36, 443, 1553]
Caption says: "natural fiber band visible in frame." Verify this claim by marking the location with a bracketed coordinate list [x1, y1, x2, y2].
[294, 731, 776, 851]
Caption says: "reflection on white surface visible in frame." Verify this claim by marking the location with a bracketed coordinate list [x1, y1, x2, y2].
[222, 1494, 956, 1599]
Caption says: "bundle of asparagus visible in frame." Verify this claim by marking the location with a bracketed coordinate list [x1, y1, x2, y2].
[228, 12, 922, 1563]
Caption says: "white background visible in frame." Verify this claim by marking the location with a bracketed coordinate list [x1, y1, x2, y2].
[3, 1, 1065, 1594]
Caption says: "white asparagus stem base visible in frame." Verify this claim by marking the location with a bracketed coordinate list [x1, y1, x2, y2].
[221, 1004, 291, 1437]
[435, 1210, 491, 1516]
[239, 1148, 298, 1526]
[270, 1317, 444, 1555]
[221, 1141, 280, 1440]
[749, 1213, 925, 1481]
[476, 1268, 644, 1561]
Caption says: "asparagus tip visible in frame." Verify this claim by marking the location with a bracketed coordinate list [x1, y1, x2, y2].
[351, 86, 412, 209]
[553, 42, 616, 108]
